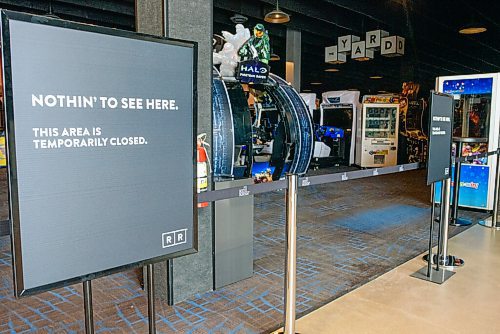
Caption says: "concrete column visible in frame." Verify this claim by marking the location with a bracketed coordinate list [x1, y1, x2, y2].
[286, 29, 301, 91]
[135, 0, 169, 302]
[135, 1, 164, 37]
[165, 0, 213, 304]
[135, 0, 213, 304]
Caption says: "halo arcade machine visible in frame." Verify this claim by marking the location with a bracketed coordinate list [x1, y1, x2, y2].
[211, 23, 313, 291]
[356, 95, 400, 167]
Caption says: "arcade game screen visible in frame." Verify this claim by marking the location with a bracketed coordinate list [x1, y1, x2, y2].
[451, 92, 491, 139]
[322, 107, 353, 131]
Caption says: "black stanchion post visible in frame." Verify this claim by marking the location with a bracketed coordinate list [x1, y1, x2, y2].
[283, 174, 298, 334]
[83, 280, 95, 334]
[147, 263, 156, 334]
[411, 180, 455, 284]
[427, 182, 437, 277]
[439, 178, 451, 266]
[450, 141, 472, 226]
[493, 151, 500, 229]
[479, 149, 500, 229]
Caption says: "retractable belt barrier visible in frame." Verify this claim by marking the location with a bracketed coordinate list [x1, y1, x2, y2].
[201, 162, 421, 334]
[198, 162, 421, 203]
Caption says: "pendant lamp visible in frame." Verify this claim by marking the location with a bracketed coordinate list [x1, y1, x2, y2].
[458, 15, 487, 34]
[264, 0, 290, 24]
[459, 23, 487, 34]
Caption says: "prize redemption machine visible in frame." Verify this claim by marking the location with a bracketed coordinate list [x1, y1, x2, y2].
[355, 95, 400, 167]
[434, 73, 500, 210]
[310, 91, 359, 168]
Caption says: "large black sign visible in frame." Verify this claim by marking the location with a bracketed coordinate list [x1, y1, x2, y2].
[427, 92, 453, 185]
[236, 59, 270, 84]
[1, 11, 198, 297]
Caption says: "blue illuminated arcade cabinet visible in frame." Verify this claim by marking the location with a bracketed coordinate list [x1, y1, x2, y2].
[435, 73, 500, 210]
[312, 90, 359, 167]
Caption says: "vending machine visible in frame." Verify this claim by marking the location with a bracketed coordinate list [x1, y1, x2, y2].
[355, 95, 400, 167]
[435, 73, 500, 210]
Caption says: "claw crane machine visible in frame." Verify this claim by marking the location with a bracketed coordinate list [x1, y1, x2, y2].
[356, 95, 400, 167]
[435, 73, 499, 210]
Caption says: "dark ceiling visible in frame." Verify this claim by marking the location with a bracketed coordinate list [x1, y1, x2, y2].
[214, 0, 500, 97]
[0, 0, 135, 30]
[0, 1, 498, 99]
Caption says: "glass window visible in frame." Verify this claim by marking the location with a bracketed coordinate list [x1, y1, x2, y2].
[365, 107, 397, 138]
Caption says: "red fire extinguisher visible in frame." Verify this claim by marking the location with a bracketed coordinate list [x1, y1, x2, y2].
[197, 133, 210, 208]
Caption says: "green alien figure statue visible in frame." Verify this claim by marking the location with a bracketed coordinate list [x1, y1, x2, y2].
[238, 24, 271, 64]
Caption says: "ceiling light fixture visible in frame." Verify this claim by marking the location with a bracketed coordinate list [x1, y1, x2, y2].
[302, 89, 312, 92]
[310, 82, 323, 85]
[369, 75, 383, 79]
[458, 24, 487, 34]
[324, 68, 339, 72]
[230, 14, 248, 24]
[264, 0, 290, 24]
[270, 53, 281, 61]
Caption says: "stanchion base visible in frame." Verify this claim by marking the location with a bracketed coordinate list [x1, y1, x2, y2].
[478, 216, 500, 230]
[411, 267, 455, 284]
[422, 254, 465, 268]
[449, 217, 472, 227]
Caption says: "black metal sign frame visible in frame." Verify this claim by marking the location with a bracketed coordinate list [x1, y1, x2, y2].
[1, 10, 199, 297]
[426, 91, 454, 185]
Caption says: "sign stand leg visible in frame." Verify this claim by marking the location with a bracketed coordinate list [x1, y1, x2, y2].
[147, 263, 156, 334]
[411, 180, 455, 284]
[439, 178, 464, 269]
[439, 179, 451, 264]
[426, 182, 437, 277]
[479, 151, 500, 229]
[83, 280, 95, 334]
[280, 174, 298, 334]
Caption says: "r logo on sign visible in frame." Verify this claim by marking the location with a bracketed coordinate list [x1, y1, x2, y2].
[162, 229, 188, 248]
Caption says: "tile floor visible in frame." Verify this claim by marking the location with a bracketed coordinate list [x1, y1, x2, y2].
[0, 169, 489, 333]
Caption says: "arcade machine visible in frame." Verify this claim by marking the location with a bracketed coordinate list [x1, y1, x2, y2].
[300, 92, 317, 118]
[398, 82, 428, 164]
[212, 70, 314, 181]
[434, 73, 500, 210]
[0, 63, 4, 168]
[356, 95, 400, 167]
[213, 24, 313, 182]
[311, 90, 359, 167]
[211, 23, 314, 289]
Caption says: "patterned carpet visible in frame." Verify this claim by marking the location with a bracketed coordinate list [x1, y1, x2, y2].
[0, 169, 487, 333]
